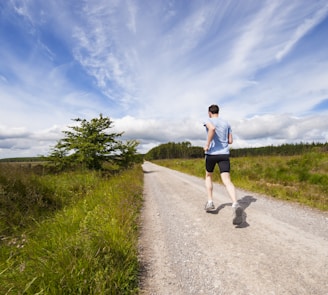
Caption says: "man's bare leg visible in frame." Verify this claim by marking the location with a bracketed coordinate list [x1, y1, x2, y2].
[204, 171, 215, 211]
[205, 171, 214, 202]
[221, 172, 243, 225]
[220, 172, 237, 204]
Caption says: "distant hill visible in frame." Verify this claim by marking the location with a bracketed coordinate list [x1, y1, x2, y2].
[0, 156, 46, 162]
[230, 142, 327, 157]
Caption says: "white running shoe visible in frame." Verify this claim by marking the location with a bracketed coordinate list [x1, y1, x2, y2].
[204, 201, 215, 212]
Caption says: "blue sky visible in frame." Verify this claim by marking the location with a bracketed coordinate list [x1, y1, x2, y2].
[1, 0, 328, 158]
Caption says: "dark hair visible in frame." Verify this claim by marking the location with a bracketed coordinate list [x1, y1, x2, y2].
[208, 104, 219, 114]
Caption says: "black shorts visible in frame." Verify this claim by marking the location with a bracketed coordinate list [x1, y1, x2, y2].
[205, 154, 230, 173]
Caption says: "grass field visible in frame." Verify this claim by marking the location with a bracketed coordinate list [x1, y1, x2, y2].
[154, 152, 328, 211]
[0, 163, 144, 294]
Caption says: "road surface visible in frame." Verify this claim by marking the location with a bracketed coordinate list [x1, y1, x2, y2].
[138, 161, 328, 295]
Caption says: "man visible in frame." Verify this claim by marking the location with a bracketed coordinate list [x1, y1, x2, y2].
[203, 104, 243, 225]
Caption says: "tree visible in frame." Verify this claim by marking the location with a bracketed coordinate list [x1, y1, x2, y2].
[115, 139, 142, 169]
[48, 114, 139, 170]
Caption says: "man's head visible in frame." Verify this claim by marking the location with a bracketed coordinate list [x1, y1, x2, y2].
[208, 104, 219, 115]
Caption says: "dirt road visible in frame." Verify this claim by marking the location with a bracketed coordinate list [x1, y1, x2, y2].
[138, 161, 328, 295]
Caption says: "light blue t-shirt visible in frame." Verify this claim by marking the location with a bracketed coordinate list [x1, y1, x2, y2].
[203, 117, 231, 155]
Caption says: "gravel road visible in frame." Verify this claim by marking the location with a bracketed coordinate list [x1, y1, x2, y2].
[138, 161, 328, 295]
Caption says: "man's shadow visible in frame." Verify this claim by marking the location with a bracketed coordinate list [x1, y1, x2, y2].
[207, 195, 257, 228]
[236, 195, 257, 228]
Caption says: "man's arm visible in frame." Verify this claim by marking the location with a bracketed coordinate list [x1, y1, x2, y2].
[228, 132, 233, 144]
[204, 122, 215, 151]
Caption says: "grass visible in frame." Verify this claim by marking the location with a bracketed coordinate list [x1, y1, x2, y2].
[154, 152, 328, 211]
[0, 163, 143, 294]
[1, 150, 327, 293]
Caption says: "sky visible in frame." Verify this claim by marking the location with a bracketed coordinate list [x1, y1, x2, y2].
[1, 0, 328, 159]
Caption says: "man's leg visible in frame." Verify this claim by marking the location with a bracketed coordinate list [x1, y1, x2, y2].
[205, 171, 215, 211]
[220, 172, 237, 204]
[205, 171, 214, 202]
[221, 172, 243, 225]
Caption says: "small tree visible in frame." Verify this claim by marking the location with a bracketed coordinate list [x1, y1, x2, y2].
[115, 139, 141, 169]
[48, 114, 139, 170]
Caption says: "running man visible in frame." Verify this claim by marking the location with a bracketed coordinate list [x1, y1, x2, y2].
[203, 104, 243, 225]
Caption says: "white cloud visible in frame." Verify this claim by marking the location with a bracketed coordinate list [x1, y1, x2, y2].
[233, 114, 328, 142]
[0, 125, 31, 139]
[0, 0, 328, 158]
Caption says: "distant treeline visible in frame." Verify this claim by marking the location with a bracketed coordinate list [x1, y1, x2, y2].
[145, 141, 328, 160]
[0, 156, 46, 162]
[145, 141, 204, 160]
[230, 142, 328, 157]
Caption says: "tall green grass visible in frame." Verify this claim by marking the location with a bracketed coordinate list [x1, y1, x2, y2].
[0, 164, 143, 294]
[155, 152, 328, 211]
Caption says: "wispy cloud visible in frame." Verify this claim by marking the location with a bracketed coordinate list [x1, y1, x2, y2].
[276, 3, 328, 61]
[0, 0, 328, 158]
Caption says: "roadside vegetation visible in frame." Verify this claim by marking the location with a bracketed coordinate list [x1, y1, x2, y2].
[152, 143, 328, 211]
[0, 164, 143, 294]
[0, 114, 143, 294]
